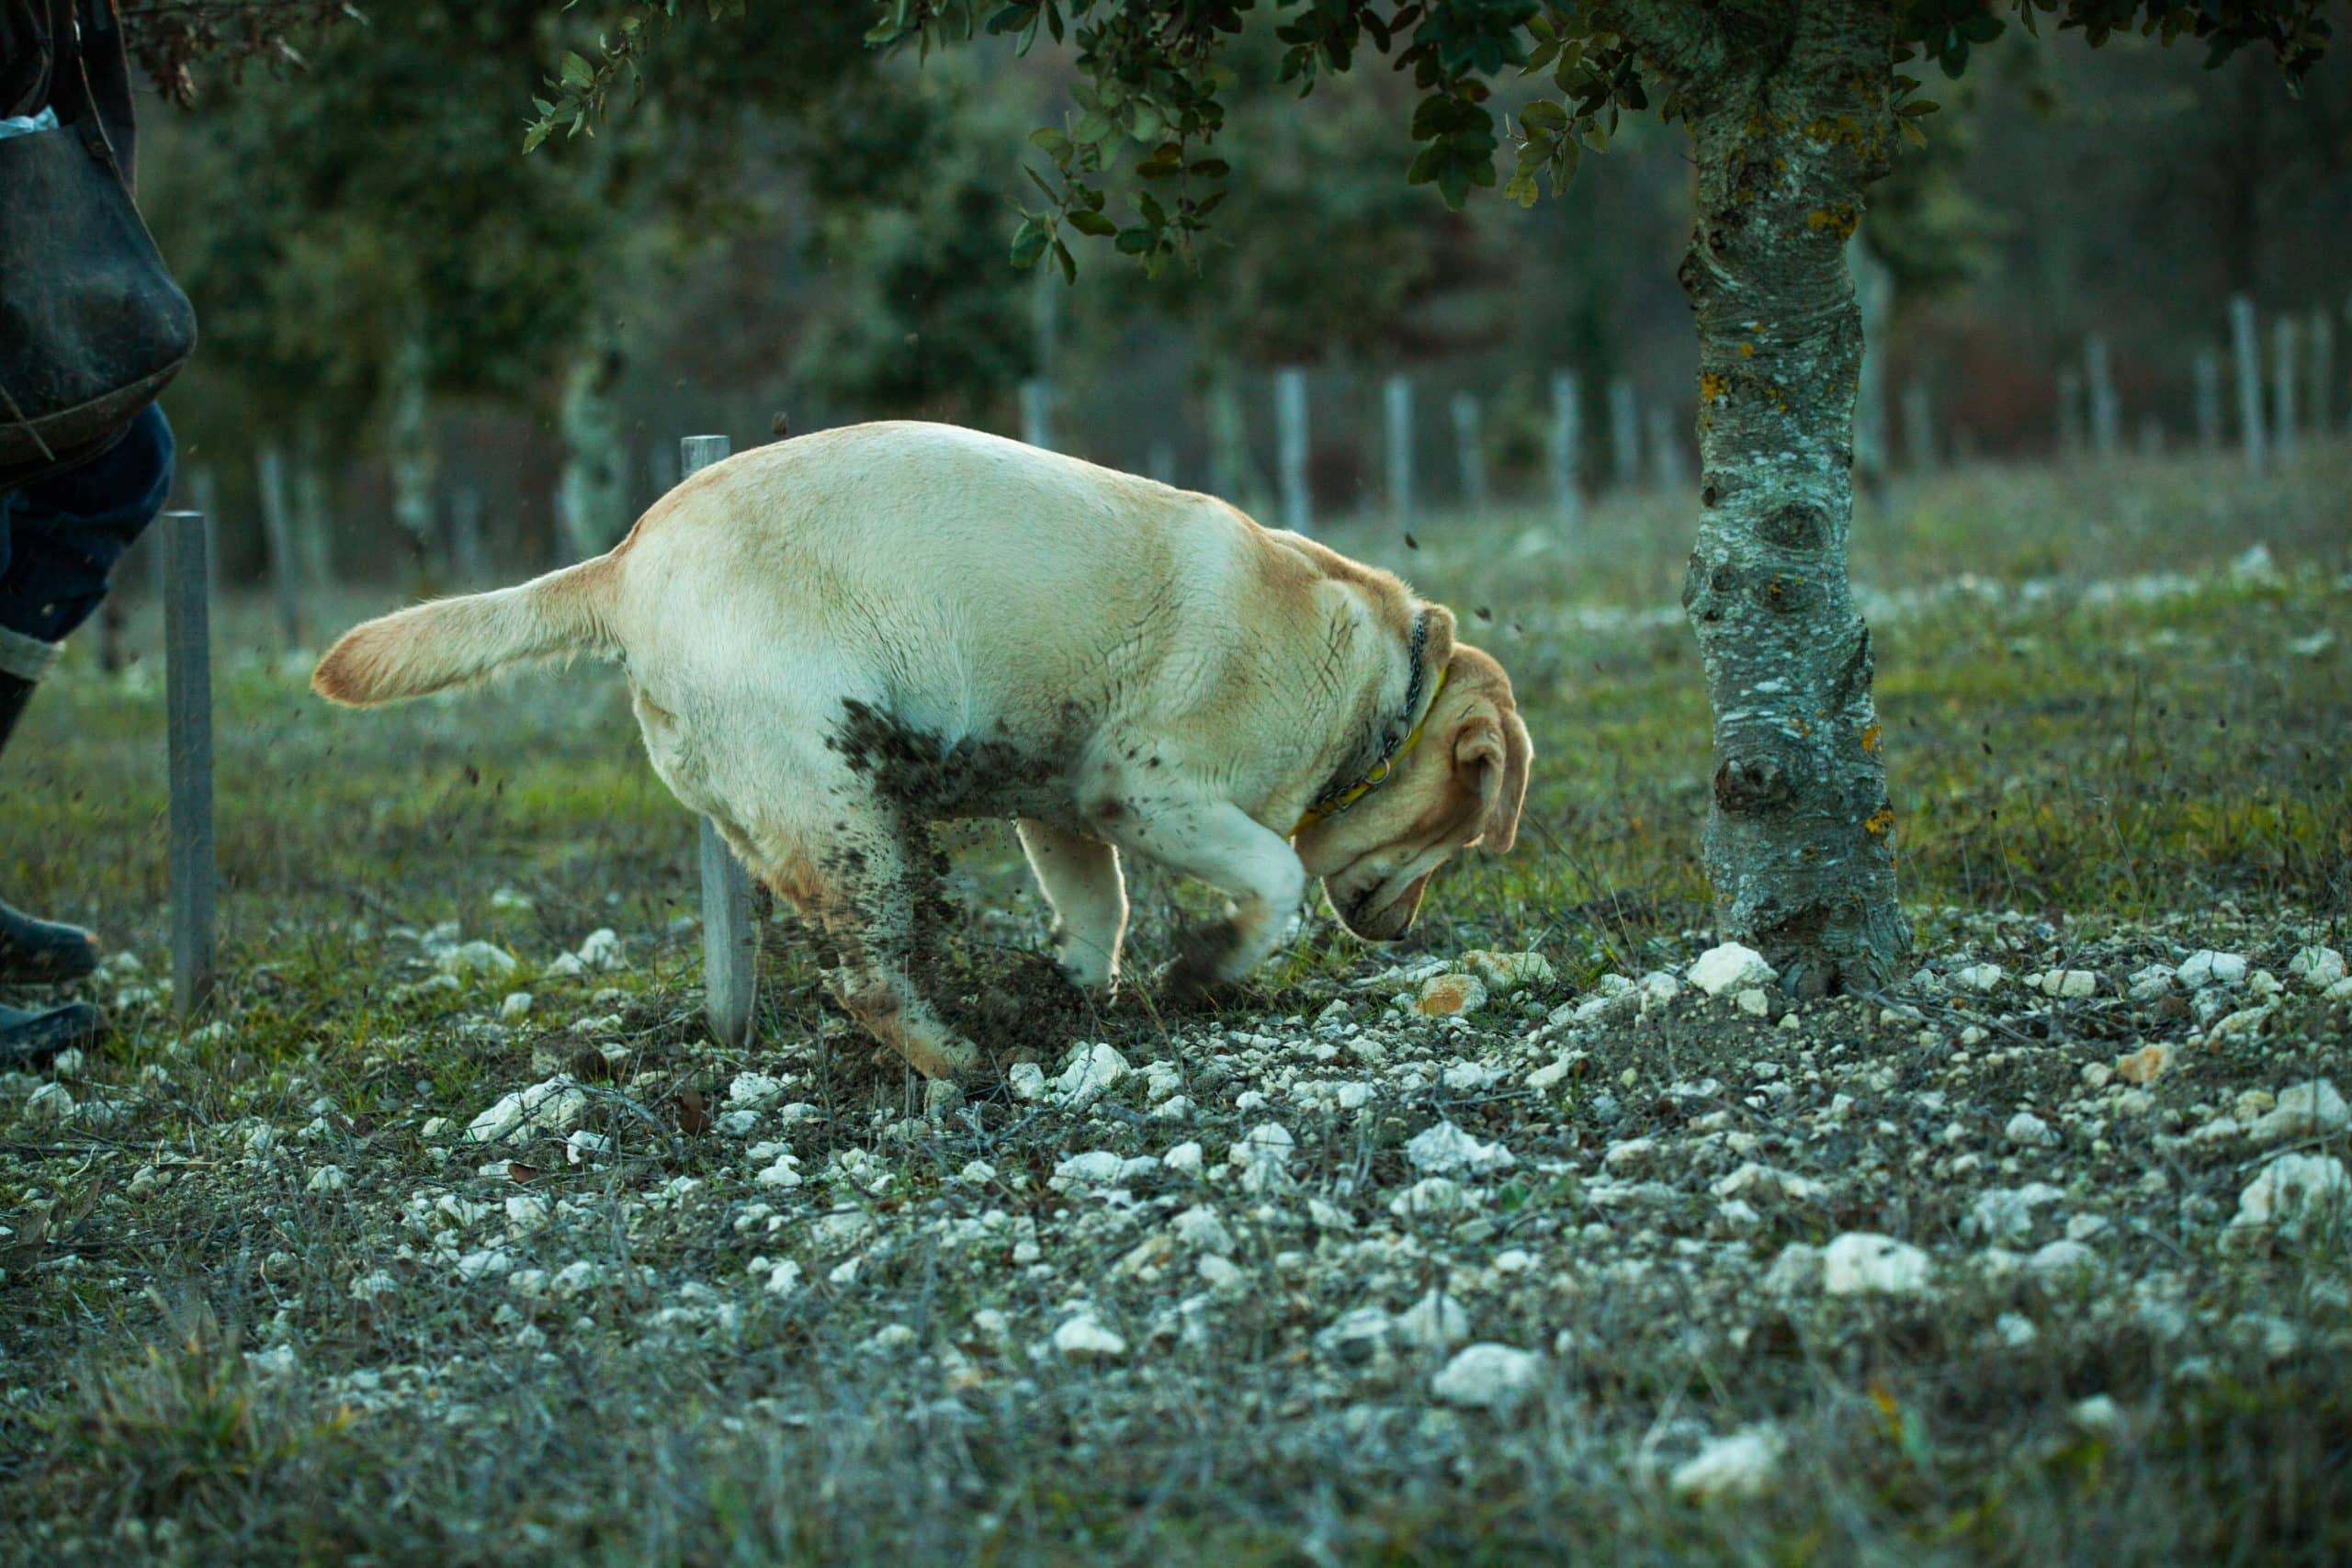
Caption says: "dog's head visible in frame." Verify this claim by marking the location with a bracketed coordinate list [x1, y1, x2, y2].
[1295, 627, 1532, 942]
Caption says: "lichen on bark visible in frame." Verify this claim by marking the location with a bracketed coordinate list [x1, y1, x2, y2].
[1660, 0, 1911, 993]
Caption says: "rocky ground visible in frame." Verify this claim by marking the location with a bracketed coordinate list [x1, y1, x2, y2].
[1, 451, 2346, 1560]
[3, 904, 2346, 1560]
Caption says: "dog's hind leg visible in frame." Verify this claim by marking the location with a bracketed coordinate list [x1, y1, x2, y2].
[755, 807, 979, 1084]
[1016, 819, 1127, 993]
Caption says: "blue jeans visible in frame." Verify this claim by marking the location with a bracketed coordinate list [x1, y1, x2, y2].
[0, 406, 175, 678]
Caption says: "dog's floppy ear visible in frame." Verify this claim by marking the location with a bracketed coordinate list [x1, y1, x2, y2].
[1452, 696, 1532, 853]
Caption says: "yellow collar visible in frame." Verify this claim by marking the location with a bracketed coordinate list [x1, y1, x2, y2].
[1292, 662, 1448, 838]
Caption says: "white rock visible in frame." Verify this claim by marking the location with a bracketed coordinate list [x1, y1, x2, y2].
[498, 991, 535, 1021]
[1962, 1183, 2065, 1246]
[435, 940, 517, 978]
[1822, 1233, 1932, 1297]
[1162, 1141, 1204, 1174]
[752, 1258, 802, 1296]
[2070, 1394, 2125, 1435]
[1951, 963, 2005, 994]
[2177, 950, 2247, 990]
[1688, 943, 1775, 998]
[1430, 1343, 1542, 1414]
[1227, 1123, 1295, 1168]
[572, 929, 626, 972]
[1006, 1062, 1048, 1103]
[1415, 972, 1488, 1018]
[2223, 1154, 2351, 1252]
[1170, 1205, 1234, 1255]
[956, 1159, 996, 1185]
[2249, 1080, 2349, 1145]
[2127, 965, 2175, 1001]
[1996, 1313, 2039, 1348]
[1405, 1120, 1516, 1177]
[1603, 1137, 1657, 1172]
[1672, 1425, 1785, 1502]
[2027, 1239, 2101, 1280]
[564, 1130, 611, 1165]
[2035, 969, 2099, 999]
[1710, 1163, 1825, 1204]
[1461, 950, 1556, 993]
[1055, 1042, 1129, 1103]
[550, 1260, 607, 1297]
[305, 1165, 348, 1194]
[349, 1269, 399, 1302]
[1733, 987, 1770, 1017]
[1764, 1242, 1825, 1294]
[2005, 1111, 2059, 1149]
[464, 1075, 590, 1143]
[24, 1083, 74, 1122]
[2288, 946, 2347, 990]
[1396, 1287, 1471, 1348]
[1051, 1314, 1127, 1359]
[1050, 1150, 1130, 1191]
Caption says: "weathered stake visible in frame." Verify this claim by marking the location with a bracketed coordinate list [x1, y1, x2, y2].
[1274, 367, 1311, 534]
[2272, 316, 2300, 461]
[2085, 337, 2120, 461]
[1019, 378, 1053, 452]
[164, 510, 216, 1017]
[683, 434, 756, 1048]
[1450, 391, 1487, 513]
[1384, 374, 1414, 519]
[1548, 370, 1583, 530]
[2192, 349, 2224, 453]
[1607, 377, 1641, 490]
[2229, 294, 2267, 477]
[256, 446, 308, 649]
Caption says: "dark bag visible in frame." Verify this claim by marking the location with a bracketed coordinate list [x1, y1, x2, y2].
[0, 2, 196, 490]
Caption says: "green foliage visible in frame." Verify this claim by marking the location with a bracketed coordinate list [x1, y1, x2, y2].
[556, 2, 2335, 277]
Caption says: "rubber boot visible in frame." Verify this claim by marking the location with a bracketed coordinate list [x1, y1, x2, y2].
[0, 671, 102, 983]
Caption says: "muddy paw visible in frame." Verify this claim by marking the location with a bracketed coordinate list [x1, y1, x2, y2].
[1164, 929, 1244, 1008]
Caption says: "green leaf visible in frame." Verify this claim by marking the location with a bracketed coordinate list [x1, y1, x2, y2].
[559, 51, 594, 89]
[1011, 217, 1049, 268]
[1066, 209, 1116, 236]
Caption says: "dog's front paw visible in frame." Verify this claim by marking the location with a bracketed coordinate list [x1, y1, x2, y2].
[1164, 924, 1245, 1008]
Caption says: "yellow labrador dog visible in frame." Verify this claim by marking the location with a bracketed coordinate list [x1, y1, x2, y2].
[315, 422, 1531, 1081]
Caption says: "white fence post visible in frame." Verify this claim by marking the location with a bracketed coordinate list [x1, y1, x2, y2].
[1384, 374, 1414, 519]
[2086, 337, 2120, 461]
[164, 510, 216, 1018]
[1019, 378, 1053, 452]
[1608, 378, 1641, 490]
[1645, 404, 1685, 492]
[1450, 392, 1487, 512]
[1548, 370, 1583, 530]
[2055, 367, 2084, 463]
[2193, 349, 2224, 454]
[682, 434, 756, 1048]
[2309, 308, 2335, 436]
[1275, 367, 1311, 534]
[1901, 381, 1936, 473]
[256, 447, 307, 649]
[2272, 316, 2300, 461]
[2229, 294, 2267, 476]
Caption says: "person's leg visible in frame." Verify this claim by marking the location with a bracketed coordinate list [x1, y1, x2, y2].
[0, 408, 175, 1022]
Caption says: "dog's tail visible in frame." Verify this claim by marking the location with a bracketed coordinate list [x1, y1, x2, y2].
[311, 556, 621, 706]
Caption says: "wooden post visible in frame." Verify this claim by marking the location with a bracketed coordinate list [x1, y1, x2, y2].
[1384, 374, 1414, 519]
[450, 488, 488, 585]
[293, 461, 334, 597]
[1901, 381, 1936, 473]
[647, 439, 680, 502]
[1645, 404, 1684, 492]
[1274, 367, 1311, 534]
[255, 447, 307, 649]
[1607, 377, 1641, 490]
[2056, 367, 2085, 463]
[1019, 378, 1053, 451]
[2193, 349, 2224, 454]
[2310, 309, 2335, 436]
[1450, 392, 1487, 513]
[2229, 294, 2267, 476]
[2085, 337, 2120, 461]
[2272, 316, 2300, 461]
[1207, 373, 1255, 508]
[682, 434, 756, 1049]
[1548, 370, 1583, 530]
[164, 510, 216, 1018]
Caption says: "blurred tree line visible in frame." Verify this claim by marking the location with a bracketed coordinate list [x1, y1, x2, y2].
[131, 4, 2348, 582]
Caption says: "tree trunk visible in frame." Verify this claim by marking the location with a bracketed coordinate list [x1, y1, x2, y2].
[558, 320, 629, 562]
[1672, 0, 1907, 993]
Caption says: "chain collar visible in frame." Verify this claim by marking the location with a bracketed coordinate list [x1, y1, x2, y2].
[1291, 612, 1444, 838]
